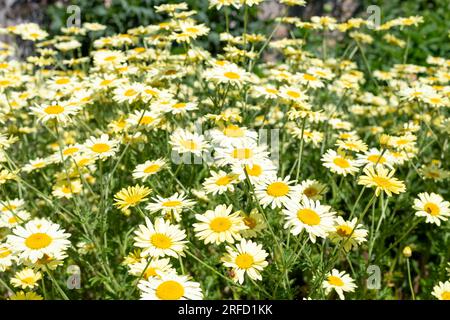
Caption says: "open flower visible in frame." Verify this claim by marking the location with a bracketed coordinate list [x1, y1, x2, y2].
[221, 239, 268, 284]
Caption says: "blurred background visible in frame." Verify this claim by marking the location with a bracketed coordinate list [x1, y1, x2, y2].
[1, 0, 449, 63]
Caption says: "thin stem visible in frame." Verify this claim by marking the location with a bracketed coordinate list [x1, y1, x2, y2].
[406, 259, 415, 300]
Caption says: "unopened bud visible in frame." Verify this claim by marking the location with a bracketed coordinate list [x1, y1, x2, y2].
[403, 246, 412, 258]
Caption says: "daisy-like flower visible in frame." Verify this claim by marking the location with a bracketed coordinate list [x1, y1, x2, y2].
[280, 86, 308, 103]
[283, 197, 336, 243]
[399, 84, 434, 101]
[146, 192, 195, 222]
[297, 179, 328, 200]
[231, 159, 277, 185]
[431, 281, 450, 300]
[113, 82, 144, 104]
[204, 63, 250, 85]
[7, 218, 71, 263]
[10, 268, 42, 289]
[170, 129, 209, 157]
[30, 101, 80, 124]
[9, 291, 43, 300]
[138, 272, 203, 300]
[322, 269, 357, 300]
[358, 167, 406, 197]
[22, 157, 51, 173]
[356, 148, 395, 169]
[209, 124, 258, 148]
[177, 22, 210, 40]
[132, 159, 167, 181]
[322, 149, 360, 176]
[215, 140, 269, 167]
[335, 138, 368, 153]
[126, 109, 161, 128]
[114, 185, 152, 212]
[0, 210, 30, 229]
[253, 85, 280, 99]
[165, 101, 198, 115]
[255, 176, 300, 209]
[221, 239, 268, 284]
[296, 72, 324, 88]
[51, 144, 83, 162]
[52, 180, 83, 199]
[413, 192, 450, 226]
[0, 243, 15, 271]
[128, 258, 175, 280]
[0, 198, 25, 213]
[133, 217, 187, 258]
[240, 209, 267, 238]
[193, 204, 247, 245]
[93, 49, 126, 69]
[202, 170, 239, 195]
[328, 217, 368, 251]
[84, 134, 120, 160]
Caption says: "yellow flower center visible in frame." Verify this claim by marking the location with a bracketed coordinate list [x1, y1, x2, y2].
[100, 79, 113, 86]
[372, 177, 393, 189]
[144, 267, 157, 279]
[0, 247, 12, 258]
[180, 140, 198, 150]
[32, 162, 45, 168]
[8, 216, 18, 224]
[223, 125, 244, 138]
[0, 80, 11, 86]
[22, 277, 37, 285]
[25, 233, 52, 249]
[186, 27, 199, 34]
[430, 97, 442, 104]
[232, 148, 253, 160]
[172, 103, 186, 109]
[145, 89, 158, 96]
[245, 164, 262, 177]
[91, 143, 110, 153]
[266, 88, 278, 94]
[333, 157, 350, 168]
[216, 176, 232, 186]
[144, 164, 161, 174]
[62, 186, 72, 194]
[134, 47, 146, 53]
[266, 182, 289, 197]
[104, 55, 117, 62]
[424, 202, 440, 216]
[224, 71, 240, 80]
[140, 116, 155, 125]
[63, 147, 79, 156]
[44, 105, 65, 115]
[327, 275, 344, 286]
[124, 89, 138, 97]
[210, 217, 232, 232]
[162, 200, 182, 207]
[441, 291, 450, 300]
[286, 90, 301, 98]
[336, 225, 353, 237]
[367, 155, 386, 164]
[150, 233, 172, 249]
[303, 74, 317, 81]
[297, 208, 321, 226]
[396, 139, 408, 145]
[235, 253, 254, 269]
[2, 205, 17, 212]
[55, 78, 70, 85]
[155, 280, 184, 300]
